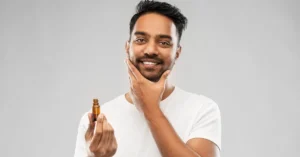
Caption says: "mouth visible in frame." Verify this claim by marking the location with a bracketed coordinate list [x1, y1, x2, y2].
[138, 60, 161, 69]
[142, 61, 158, 65]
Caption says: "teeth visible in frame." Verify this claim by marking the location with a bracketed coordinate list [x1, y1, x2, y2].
[143, 62, 157, 65]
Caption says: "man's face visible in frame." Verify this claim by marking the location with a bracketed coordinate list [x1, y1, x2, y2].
[126, 13, 181, 82]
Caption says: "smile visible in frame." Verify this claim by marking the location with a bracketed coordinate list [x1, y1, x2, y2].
[142, 61, 158, 65]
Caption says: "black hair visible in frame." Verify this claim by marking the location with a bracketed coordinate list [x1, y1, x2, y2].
[129, 0, 188, 44]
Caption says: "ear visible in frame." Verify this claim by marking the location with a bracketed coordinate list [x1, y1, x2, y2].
[125, 41, 130, 57]
[175, 45, 182, 60]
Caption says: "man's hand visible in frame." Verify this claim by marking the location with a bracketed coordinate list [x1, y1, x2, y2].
[85, 113, 118, 157]
[125, 58, 171, 114]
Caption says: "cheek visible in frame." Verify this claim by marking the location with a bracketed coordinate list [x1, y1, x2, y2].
[128, 45, 141, 62]
[159, 49, 176, 63]
[129, 45, 144, 57]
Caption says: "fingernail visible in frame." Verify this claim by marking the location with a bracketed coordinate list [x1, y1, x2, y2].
[90, 114, 96, 122]
[99, 114, 104, 122]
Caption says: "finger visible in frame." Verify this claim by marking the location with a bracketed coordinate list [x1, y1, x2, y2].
[89, 114, 104, 150]
[106, 124, 117, 155]
[85, 113, 96, 141]
[97, 120, 112, 150]
[158, 70, 171, 85]
[126, 59, 137, 81]
[112, 136, 118, 150]
[127, 64, 136, 83]
[126, 58, 143, 80]
[128, 76, 134, 90]
[88, 113, 95, 127]
[103, 136, 118, 157]
[127, 63, 137, 89]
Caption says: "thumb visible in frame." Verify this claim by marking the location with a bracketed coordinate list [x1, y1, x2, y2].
[85, 113, 95, 141]
[159, 70, 171, 84]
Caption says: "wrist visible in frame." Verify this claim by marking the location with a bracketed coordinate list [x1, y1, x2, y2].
[143, 106, 164, 121]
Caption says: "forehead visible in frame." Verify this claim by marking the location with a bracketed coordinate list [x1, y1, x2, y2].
[132, 13, 177, 38]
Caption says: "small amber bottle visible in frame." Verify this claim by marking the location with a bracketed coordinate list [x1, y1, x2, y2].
[92, 99, 100, 121]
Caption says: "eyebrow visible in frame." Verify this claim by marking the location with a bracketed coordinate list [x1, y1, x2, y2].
[157, 34, 172, 40]
[134, 31, 173, 41]
[134, 31, 148, 36]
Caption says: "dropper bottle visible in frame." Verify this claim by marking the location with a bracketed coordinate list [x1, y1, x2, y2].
[92, 99, 100, 121]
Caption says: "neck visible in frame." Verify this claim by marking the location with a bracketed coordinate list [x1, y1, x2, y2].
[125, 81, 175, 104]
[161, 81, 175, 100]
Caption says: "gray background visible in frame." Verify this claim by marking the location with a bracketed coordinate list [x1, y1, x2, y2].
[0, 0, 299, 156]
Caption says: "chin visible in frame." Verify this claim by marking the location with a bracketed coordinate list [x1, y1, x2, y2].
[142, 73, 161, 82]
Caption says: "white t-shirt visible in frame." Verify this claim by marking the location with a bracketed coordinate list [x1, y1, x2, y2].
[74, 86, 221, 157]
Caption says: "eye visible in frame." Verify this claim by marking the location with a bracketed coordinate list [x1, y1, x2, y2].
[135, 38, 146, 44]
[159, 41, 171, 47]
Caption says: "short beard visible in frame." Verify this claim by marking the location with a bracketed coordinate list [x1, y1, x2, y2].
[144, 71, 164, 82]
[131, 62, 164, 82]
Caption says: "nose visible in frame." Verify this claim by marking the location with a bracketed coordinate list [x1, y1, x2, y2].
[144, 39, 158, 56]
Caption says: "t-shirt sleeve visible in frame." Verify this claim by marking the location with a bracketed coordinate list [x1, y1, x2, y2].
[74, 112, 91, 157]
[187, 99, 222, 150]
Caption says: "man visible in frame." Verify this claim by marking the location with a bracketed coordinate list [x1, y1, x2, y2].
[74, 0, 221, 157]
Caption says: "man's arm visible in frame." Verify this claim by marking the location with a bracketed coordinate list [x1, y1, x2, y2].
[144, 108, 220, 157]
[125, 59, 220, 157]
